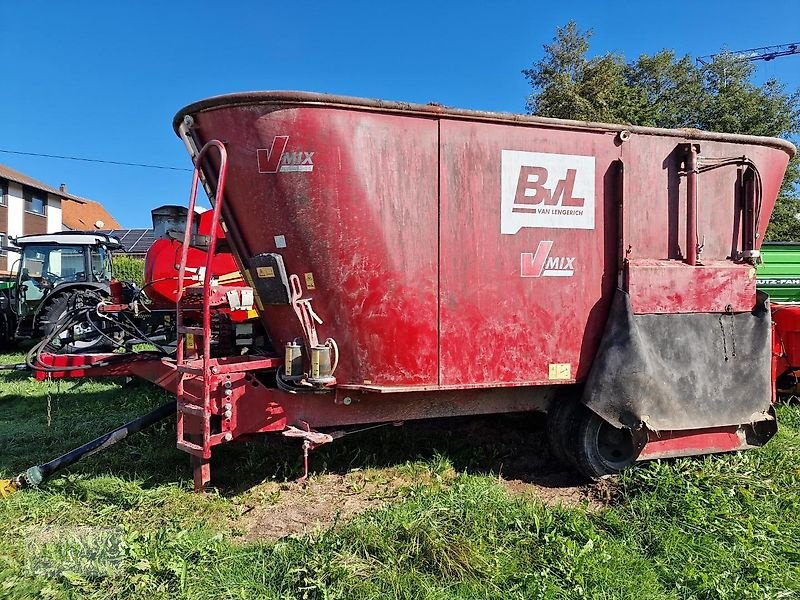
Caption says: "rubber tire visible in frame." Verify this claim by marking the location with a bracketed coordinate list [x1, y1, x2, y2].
[40, 291, 110, 353]
[546, 399, 583, 469]
[573, 406, 637, 480]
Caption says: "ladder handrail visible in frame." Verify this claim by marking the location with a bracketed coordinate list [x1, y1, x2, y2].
[175, 140, 228, 458]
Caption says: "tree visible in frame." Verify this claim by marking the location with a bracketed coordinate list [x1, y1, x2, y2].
[523, 22, 800, 240]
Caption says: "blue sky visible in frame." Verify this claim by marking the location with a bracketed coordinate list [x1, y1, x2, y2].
[2, 1, 798, 227]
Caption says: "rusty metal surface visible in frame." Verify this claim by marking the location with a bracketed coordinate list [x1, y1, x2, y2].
[173, 91, 796, 157]
[190, 106, 440, 387]
[626, 259, 758, 314]
[176, 92, 791, 395]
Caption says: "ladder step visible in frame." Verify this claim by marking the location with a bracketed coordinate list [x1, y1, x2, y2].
[178, 326, 205, 336]
[177, 403, 207, 417]
[176, 364, 204, 375]
[176, 439, 206, 457]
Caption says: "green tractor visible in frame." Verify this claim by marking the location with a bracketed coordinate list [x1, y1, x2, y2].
[0, 231, 130, 350]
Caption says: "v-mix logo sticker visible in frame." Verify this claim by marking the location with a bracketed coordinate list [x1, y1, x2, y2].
[257, 136, 315, 173]
[521, 241, 575, 277]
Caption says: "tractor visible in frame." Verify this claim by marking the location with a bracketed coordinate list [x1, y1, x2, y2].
[0, 231, 133, 350]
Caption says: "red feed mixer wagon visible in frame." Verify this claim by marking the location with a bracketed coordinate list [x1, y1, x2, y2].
[22, 92, 797, 491]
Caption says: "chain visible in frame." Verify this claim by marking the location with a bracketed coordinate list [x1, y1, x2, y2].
[719, 306, 737, 362]
[46, 374, 52, 427]
[719, 316, 729, 361]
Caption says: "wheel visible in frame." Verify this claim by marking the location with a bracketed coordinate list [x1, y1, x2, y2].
[546, 398, 582, 469]
[39, 290, 112, 353]
[573, 406, 638, 479]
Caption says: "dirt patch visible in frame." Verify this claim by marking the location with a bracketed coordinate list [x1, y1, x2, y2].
[501, 472, 620, 510]
[236, 467, 616, 541]
[236, 471, 411, 542]
[230, 413, 623, 541]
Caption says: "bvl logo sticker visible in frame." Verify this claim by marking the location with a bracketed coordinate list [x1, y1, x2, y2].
[501, 150, 595, 233]
[257, 136, 315, 173]
[521, 241, 575, 277]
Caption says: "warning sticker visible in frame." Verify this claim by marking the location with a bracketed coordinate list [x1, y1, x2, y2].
[304, 272, 316, 290]
[548, 363, 572, 380]
[256, 266, 275, 278]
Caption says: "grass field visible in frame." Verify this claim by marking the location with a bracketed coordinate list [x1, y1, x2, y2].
[1, 350, 800, 599]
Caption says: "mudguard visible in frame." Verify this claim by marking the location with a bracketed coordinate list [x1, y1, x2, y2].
[582, 289, 773, 431]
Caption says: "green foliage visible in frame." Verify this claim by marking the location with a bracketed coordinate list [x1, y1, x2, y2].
[523, 22, 800, 240]
[112, 255, 144, 287]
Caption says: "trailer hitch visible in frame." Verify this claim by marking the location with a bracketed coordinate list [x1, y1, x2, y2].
[281, 421, 404, 482]
[282, 424, 336, 482]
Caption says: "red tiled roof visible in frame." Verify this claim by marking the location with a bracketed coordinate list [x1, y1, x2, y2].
[62, 198, 122, 230]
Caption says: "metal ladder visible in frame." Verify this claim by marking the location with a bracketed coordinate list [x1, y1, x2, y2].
[175, 140, 229, 483]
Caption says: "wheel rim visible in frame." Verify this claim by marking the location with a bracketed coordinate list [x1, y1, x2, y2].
[594, 419, 636, 470]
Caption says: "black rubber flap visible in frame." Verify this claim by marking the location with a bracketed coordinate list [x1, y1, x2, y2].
[582, 289, 773, 431]
[248, 253, 291, 305]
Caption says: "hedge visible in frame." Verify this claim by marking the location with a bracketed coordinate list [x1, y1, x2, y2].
[112, 255, 145, 286]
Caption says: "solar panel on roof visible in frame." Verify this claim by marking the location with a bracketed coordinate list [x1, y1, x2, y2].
[97, 229, 156, 255]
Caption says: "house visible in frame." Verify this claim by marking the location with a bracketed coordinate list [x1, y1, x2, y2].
[0, 163, 122, 275]
[0, 164, 68, 274]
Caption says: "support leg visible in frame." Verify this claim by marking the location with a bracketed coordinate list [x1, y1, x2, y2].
[191, 456, 211, 491]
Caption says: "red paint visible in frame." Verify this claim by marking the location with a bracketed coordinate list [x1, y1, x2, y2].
[514, 166, 585, 207]
[35, 353, 136, 379]
[638, 426, 746, 460]
[144, 210, 242, 310]
[520, 241, 553, 277]
[771, 303, 800, 397]
[772, 303, 800, 369]
[176, 95, 789, 392]
[626, 259, 758, 314]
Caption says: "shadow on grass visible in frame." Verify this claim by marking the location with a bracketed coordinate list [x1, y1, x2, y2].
[1, 374, 580, 494]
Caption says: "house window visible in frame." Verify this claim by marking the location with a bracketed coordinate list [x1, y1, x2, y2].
[23, 188, 47, 215]
[0, 233, 7, 255]
[0, 179, 7, 206]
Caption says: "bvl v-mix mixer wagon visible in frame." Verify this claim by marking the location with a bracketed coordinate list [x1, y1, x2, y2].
[21, 92, 797, 490]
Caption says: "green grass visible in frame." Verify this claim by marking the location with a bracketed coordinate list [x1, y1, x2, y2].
[1, 350, 799, 599]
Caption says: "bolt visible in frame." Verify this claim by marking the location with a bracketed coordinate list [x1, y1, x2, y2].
[225, 389, 232, 397]
[211, 367, 219, 375]
[223, 432, 233, 442]
[342, 396, 352, 406]
[224, 381, 232, 389]
[224, 403, 231, 411]
[224, 410, 232, 419]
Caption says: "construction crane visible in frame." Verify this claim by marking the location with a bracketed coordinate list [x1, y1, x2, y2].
[696, 42, 799, 65]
